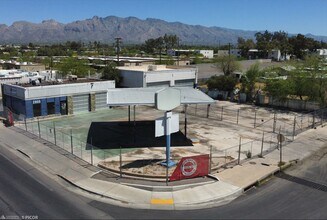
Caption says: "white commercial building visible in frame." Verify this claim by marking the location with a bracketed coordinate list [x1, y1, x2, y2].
[197, 50, 214, 58]
[316, 49, 327, 59]
[118, 65, 198, 88]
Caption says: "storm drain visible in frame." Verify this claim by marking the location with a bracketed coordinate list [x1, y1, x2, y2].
[276, 172, 327, 193]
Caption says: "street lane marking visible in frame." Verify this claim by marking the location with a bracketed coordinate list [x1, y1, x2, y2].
[151, 198, 174, 205]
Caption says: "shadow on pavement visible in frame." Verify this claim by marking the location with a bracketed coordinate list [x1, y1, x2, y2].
[86, 121, 193, 149]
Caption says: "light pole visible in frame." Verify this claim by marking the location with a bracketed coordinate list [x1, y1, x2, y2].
[115, 37, 122, 66]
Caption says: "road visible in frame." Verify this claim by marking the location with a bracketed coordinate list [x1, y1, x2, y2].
[90, 145, 327, 219]
[0, 146, 112, 220]
[0, 142, 326, 219]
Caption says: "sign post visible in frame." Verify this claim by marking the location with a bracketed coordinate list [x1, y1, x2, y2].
[155, 88, 181, 168]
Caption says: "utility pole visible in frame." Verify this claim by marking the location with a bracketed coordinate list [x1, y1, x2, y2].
[115, 37, 122, 66]
[177, 37, 181, 66]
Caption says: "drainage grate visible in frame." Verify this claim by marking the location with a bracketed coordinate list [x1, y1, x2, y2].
[276, 172, 327, 193]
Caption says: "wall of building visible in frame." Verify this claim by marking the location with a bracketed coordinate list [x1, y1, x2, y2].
[3, 80, 114, 118]
[3, 80, 115, 100]
[120, 70, 144, 88]
[145, 68, 196, 87]
[198, 50, 214, 58]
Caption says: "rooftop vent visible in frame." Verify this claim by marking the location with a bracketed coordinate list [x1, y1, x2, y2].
[147, 65, 157, 71]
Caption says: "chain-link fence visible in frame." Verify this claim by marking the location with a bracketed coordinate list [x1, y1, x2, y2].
[208, 131, 286, 171]
[176, 104, 327, 140]
[9, 104, 327, 179]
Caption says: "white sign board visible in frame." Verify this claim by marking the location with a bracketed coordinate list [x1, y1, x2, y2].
[155, 114, 179, 137]
[155, 88, 181, 111]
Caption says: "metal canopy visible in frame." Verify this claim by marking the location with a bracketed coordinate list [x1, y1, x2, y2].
[107, 87, 214, 106]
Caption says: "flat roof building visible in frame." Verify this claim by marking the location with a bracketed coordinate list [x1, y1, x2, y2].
[2, 79, 115, 118]
[117, 65, 198, 88]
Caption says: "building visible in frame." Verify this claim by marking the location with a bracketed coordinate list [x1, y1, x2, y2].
[268, 49, 291, 61]
[167, 49, 214, 59]
[118, 65, 197, 88]
[230, 49, 242, 58]
[197, 50, 214, 59]
[316, 49, 327, 59]
[1, 79, 115, 118]
[268, 49, 281, 61]
[1, 60, 46, 72]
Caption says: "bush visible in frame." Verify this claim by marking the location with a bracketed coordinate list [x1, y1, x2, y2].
[206, 75, 237, 92]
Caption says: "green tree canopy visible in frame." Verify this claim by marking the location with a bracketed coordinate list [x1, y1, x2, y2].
[242, 63, 263, 100]
[56, 57, 93, 77]
[214, 55, 240, 76]
[101, 62, 121, 86]
[207, 75, 237, 91]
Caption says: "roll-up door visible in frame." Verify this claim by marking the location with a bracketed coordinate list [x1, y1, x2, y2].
[72, 94, 89, 113]
[95, 92, 107, 110]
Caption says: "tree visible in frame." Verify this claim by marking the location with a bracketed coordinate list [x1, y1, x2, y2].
[207, 75, 237, 91]
[101, 62, 121, 86]
[264, 79, 292, 102]
[255, 30, 273, 57]
[163, 34, 179, 52]
[56, 57, 93, 77]
[271, 31, 291, 59]
[214, 55, 240, 76]
[237, 37, 256, 58]
[242, 63, 262, 101]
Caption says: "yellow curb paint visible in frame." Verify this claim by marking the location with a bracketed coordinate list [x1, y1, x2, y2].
[151, 198, 174, 205]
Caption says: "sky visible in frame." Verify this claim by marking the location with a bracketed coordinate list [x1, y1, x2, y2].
[1, 0, 327, 36]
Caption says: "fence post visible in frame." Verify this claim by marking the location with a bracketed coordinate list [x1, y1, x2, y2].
[53, 121, 57, 146]
[120, 145, 122, 178]
[292, 116, 296, 140]
[24, 117, 27, 131]
[46, 125, 48, 141]
[209, 145, 212, 174]
[260, 132, 264, 157]
[273, 112, 277, 133]
[321, 109, 323, 126]
[184, 104, 188, 139]
[238, 137, 241, 165]
[166, 163, 169, 186]
[70, 129, 73, 154]
[37, 119, 41, 138]
[221, 106, 224, 121]
[224, 150, 227, 168]
[312, 111, 316, 128]
[90, 137, 93, 165]
[254, 111, 257, 128]
[206, 104, 210, 118]
[61, 132, 64, 148]
[237, 109, 239, 124]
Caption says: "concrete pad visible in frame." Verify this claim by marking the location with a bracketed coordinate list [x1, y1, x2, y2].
[173, 181, 241, 205]
[216, 162, 279, 188]
[75, 178, 118, 195]
[106, 184, 152, 204]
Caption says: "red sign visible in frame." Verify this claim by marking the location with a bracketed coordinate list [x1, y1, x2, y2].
[170, 154, 209, 181]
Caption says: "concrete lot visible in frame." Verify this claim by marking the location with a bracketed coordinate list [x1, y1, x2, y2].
[16, 100, 308, 176]
[196, 59, 285, 80]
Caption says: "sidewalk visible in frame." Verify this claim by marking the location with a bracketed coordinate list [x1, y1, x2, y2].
[0, 123, 326, 210]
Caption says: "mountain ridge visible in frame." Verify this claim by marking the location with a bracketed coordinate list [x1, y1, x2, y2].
[0, 15, 326, 45]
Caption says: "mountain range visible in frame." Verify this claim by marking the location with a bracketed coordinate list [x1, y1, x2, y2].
[0, 16, 326, 45]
